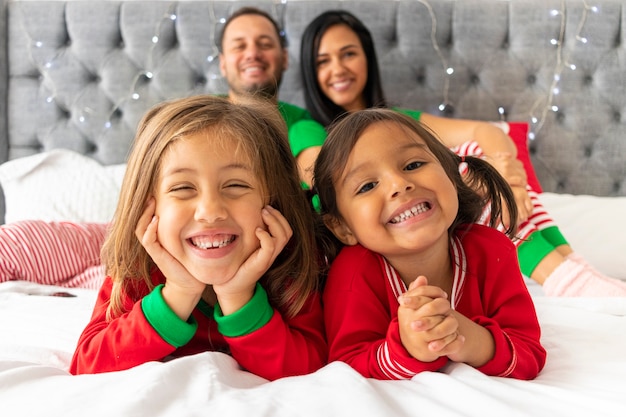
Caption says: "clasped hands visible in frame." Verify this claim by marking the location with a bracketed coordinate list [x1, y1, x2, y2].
[397, 276, 465, 363]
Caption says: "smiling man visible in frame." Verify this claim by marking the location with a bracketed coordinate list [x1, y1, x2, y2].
[218, 7, 288, 100]
[218, 7, 326, 187]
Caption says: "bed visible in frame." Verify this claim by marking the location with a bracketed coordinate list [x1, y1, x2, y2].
[0, 0, 625, 416]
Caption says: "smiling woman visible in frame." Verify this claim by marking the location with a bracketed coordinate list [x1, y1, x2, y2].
[69, 95, 328, 381]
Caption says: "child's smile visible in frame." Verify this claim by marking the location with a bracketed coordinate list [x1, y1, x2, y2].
[388, 201, 432, 224]
[154, 131, 266, 285]
[189, 233, 237, 250]
[329, 121, 458, 265]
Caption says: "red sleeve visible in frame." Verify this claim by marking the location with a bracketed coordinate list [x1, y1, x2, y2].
[460, 227, 547, 380]
[69, 277, 175, 374]
[224, 291, 327, 381]
[323, 245, 448, 380]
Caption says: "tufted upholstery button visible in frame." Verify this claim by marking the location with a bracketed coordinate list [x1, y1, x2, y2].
[470, 74, 480, 85]
[584, 146, 592, 157]
[613, 112, 621, 123]
[85, 142, 97, 153]
[614, 182, 622, 193]
[556, 111, 565, 122]
[416, 73, 425, 85]
[583, 74, 593, 85]
[196, 75, 207, 86]
[527, 74, 536, 85]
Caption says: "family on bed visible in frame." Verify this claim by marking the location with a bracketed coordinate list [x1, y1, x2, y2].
[3, 6, 626, 383]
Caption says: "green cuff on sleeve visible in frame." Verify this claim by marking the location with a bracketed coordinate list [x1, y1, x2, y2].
[213, 283, 274, 337]
[517, 231, 555, 277]
[141, 284, 198, 347]
[540, 225, 569, 247]
[289, 120, 327, 157]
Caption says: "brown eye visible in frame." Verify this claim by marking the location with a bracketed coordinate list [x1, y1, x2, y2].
[405, 161, 423, 171]
[357, 182, 376, 194]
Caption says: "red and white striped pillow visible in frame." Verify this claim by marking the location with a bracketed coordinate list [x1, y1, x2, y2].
[0, 220, 108, 289]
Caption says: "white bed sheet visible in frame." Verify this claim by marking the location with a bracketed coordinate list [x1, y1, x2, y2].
[1, 192, 626, 417]
[0, 281, 625, 417]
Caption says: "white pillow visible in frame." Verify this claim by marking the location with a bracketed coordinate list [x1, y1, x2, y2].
[0, 150, 126, 223]
[539, 192, 626, 280]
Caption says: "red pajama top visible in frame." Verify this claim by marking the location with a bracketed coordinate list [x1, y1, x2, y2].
[323, 224, 546, 380]
[70, 270, 327, 381]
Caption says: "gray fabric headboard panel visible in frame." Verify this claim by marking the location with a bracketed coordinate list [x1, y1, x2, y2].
[1, 0, 625, 222]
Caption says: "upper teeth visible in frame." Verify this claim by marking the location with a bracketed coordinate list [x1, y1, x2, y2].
[390, 203, 429, 224]
[191, 236, 235, 249]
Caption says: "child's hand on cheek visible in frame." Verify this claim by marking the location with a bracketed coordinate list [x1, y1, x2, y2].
[213, 205, 293, 315]
[136, 198, 206, 319]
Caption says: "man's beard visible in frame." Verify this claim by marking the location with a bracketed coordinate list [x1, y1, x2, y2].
[238, 77, 281, 100]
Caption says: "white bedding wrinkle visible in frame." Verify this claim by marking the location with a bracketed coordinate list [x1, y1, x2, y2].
[0, 282, 625, 417]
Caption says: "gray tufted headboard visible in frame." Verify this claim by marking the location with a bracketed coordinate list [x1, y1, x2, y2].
[1, 0, 625, 222]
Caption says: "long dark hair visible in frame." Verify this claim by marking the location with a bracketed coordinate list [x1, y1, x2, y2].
[300, 10, 386, 127]
[313, 109, 518, 262]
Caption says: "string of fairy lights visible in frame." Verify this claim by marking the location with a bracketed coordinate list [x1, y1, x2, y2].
[416, 0, 599, 140]
[19, 0, 600, 141]
[526, 0, 599, 139]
